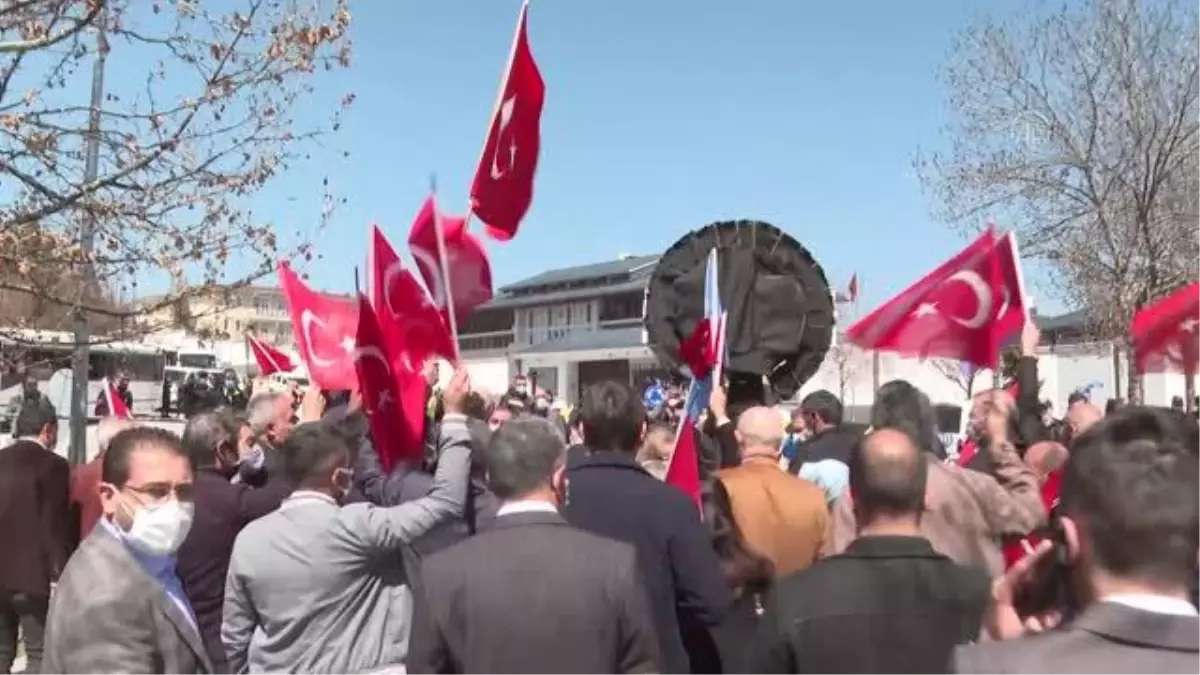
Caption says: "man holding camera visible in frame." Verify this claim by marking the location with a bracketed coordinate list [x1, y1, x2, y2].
[956, 407, 1199, 673]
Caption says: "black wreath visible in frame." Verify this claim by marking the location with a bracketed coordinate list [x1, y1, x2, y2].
[644, 219, 835, 401]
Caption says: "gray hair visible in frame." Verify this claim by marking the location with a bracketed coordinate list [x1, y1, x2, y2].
[181, 409, 241, 469]
[96, 416, 135, 456]
[483, 415, 566, 500]
[246, 392, 287, 438]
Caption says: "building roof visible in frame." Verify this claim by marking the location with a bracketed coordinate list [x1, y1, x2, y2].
[517, 326, 645, 355]
[1038, 308, 1088, 332]
[482, 276, 648, 310]
[500, 254, 659, 294]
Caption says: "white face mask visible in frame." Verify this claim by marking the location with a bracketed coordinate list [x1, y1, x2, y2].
[122, 498, 195, 557]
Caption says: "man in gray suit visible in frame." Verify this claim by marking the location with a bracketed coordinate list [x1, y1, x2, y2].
[222, 367, 474, 673]
[408, 415, 660, 674]
[43, 426, 212, 674]
[957, 407, 1199, 673]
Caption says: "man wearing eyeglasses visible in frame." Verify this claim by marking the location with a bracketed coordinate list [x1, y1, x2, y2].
[42, 426, 212, 674]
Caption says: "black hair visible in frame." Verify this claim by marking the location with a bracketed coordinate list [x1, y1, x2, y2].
[483, 415, 565, 500]
[1067, 391, 1089, 406]
[1105, 398, 1124, 415]
[579, 380, 646, 454]
[849, 429, 928, 518]
[13, 397, 56, 439]
[1062, 406, 1199, 587]
[801, 390, 844, 426]
[870, 380, 941, 458]
[461, 392, 489, 421]
[281, 423, 353, 487]
[102, 427, 187, 488]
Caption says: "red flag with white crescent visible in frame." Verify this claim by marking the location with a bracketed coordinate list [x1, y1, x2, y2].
[470, 1, 545, 241]
[368, 225, 458, 367]
[353, 294, 424, 470]
[278, 262, 360, 390]
[845, 228, 1026, 370]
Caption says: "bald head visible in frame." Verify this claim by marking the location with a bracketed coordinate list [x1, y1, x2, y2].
[850, 428, 928, 519]
[95, 416, 135, 457]
[1024, 441, 1068, 479]
[1067, 402, 1103, 437]
[735, 406, 786, 458]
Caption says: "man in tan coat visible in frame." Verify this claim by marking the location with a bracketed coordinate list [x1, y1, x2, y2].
[718, 406, 829, 577]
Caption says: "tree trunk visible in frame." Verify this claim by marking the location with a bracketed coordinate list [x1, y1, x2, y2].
[1112, 343, 1123, 400]
[1124, 336, 1142, 404]
[1186, 374, 1196, 412]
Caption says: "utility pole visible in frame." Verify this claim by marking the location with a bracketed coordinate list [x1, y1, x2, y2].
[69, 5, 109, 466]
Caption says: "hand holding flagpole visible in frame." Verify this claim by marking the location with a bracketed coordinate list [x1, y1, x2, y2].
[430, 174, 461, 362]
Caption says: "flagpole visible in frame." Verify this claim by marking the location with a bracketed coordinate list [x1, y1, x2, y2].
[1006, 230, 1032, 323]
[461, 0, 529, 231]
[431, 174, 461, 361]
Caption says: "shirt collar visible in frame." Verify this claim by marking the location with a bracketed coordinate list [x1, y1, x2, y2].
[98, 518, 177, 577]
[496, 499, 559, 517]
[17, 436, 46, 450]
[1103, 593, 1199, 617]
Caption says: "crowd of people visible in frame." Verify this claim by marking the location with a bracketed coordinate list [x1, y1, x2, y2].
[0, 320, 1196, 674]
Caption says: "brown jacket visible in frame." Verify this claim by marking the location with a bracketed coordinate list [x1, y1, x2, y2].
[825, 442, 1045, 576]
[718, 460, 829, 577]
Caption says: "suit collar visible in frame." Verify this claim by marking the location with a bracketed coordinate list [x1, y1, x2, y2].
[88, 527, 214, 672]
[1074, 601, 1200, 652]
[842, 535, 944, 560]
[488, 510, 569, 531]
[571, 451, 648, 475]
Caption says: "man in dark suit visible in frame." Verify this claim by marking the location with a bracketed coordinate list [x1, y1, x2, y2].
[956, 407, 1199, 674]
[786, 389, 860, 474]
[562, 380, 731, 674]
[175, 409, 291, 672]
[43, 426, 211, 674]
[0, 398, 71, 674]
[409, 415, 660, 674]
[754, 428, 990, 673]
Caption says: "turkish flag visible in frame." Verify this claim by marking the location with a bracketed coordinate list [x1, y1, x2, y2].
[102, 378, 131, 420]
[846, 229, 1026, 369]
[407, 196, 494, 324]
[369, 225, 458, 366]
[470, 1, 545, 241]
[246, 332, 296, 376]
[666, 416, 702, 509]
[278, 262, 360, 390]
[354, 294, 424, 471]
[1131, 281, 1200, 374]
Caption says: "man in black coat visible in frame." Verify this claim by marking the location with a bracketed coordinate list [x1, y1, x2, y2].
[0, 399, 72, 674]
[754, 428, 989, 673]
[562, 380, 731, 674]
[409, 415, 660, 674]
[175, 409, 291, 671]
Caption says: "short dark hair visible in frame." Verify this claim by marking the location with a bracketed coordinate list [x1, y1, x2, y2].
[1062, 406, 1199, 586]
[871, 380, 938, 455]
[182, 409, 242, 469]
[102, 427, 187, 488]
[1067, 391, 1089, 406]
[849, 428, 928, 517]
[579, 380, 645, 453]
[13, 397, 57, 438]
[461, 392, 489, 421]
[483, 415, 565, 500]
[282, 423, 352, 487]
[801, 390, 843, 426]
[1105, 398, 1123, 415]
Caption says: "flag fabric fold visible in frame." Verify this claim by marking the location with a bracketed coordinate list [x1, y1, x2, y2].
[665, 248, 725, 508]
[407, 196, 495, 324]
[278, 262, 360, 390]
[246, 332, 296, 376]
[1131, 281, 1200, 375]
[470, 0, 545, 241]
[102, 378, 131, 420]
[370, 225, 458, 366]
[846, 228, 1026, 370]
[353, 294, 424, 472]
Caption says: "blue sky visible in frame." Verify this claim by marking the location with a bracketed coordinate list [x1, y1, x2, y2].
[196, 0, 1067, 313]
